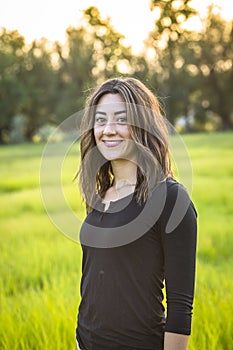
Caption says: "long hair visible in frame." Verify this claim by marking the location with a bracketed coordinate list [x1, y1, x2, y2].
[75, 77, 173, 212]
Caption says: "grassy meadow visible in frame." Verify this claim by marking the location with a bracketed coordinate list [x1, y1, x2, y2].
[0, 132, 233, 349]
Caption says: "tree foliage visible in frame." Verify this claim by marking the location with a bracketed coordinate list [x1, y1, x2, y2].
[147, 1, 233, 130]
[0, 29, 25, 142]
[20, 39, 57, 139]
[147, 0, 198, 125]
[191, 7, 233, 129]
[0, 3, 232, 143]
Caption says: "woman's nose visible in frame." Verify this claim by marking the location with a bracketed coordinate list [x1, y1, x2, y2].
[103, 121, 117, 135]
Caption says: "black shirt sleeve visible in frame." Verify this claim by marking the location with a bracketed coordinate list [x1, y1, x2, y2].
[159, 180, 197, 335]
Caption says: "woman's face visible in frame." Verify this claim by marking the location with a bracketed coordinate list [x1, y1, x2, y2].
[94, 93, 135, 161]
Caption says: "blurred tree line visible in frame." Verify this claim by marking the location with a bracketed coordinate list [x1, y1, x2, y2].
[0, 0, 232, 143]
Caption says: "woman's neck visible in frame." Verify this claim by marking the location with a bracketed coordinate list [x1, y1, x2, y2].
[111, 159, 137, 187]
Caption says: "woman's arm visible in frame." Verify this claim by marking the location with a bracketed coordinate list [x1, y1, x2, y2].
[160, 181, 197, 343]
[164, 332, 189, 350]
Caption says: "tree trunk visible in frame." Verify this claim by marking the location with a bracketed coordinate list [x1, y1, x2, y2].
[0, 127, 7, 144]
[221, 114, 233, 130]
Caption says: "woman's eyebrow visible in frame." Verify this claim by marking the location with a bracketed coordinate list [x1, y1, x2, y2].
[95, 111, 106, 116]
[115, 110, 127, 115]
[95, 110, 126, 115]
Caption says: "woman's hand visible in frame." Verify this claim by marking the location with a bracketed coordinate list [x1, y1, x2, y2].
[164, 332, 189, 350]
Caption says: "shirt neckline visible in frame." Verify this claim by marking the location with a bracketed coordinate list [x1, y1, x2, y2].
[99, 191, 135, 212]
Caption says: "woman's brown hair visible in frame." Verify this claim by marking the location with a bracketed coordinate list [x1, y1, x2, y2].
[75, 77, 173, 212]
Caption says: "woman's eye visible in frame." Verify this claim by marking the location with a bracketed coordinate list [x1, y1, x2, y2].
[117, 117, 127, 124]
[94, 115, 127, 125]
[95, 117, 106, 125]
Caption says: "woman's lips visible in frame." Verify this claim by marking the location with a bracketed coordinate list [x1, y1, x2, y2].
[102, 140, 123, 147]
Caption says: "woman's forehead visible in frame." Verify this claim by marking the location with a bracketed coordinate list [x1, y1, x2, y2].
[96, 93, 126, 113]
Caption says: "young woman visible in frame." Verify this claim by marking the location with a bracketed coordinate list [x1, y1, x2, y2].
[75, 77, 197, 350]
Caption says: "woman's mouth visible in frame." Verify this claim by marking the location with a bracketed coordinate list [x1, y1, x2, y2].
[102, 140, 123, 147]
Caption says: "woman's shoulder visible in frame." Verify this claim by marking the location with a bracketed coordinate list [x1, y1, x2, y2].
[166, 176, 185, 189]
[155, 177, 197, 234]
[163, 176, 197, 218]
[165, 176, 191, 202]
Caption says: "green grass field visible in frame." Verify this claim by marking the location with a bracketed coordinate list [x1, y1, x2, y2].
[0, 132, 233, 349]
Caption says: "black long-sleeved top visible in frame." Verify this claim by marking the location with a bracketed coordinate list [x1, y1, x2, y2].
[76, 177, 197, 350]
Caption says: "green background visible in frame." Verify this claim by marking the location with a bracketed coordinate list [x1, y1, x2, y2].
[0, 132, 233, 349]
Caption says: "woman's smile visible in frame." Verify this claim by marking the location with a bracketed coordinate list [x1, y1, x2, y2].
[102, 139, 124, 147]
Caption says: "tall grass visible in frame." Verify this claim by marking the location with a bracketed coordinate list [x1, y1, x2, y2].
[182, 132, 233, 349]
[0, 133, 233, 349]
